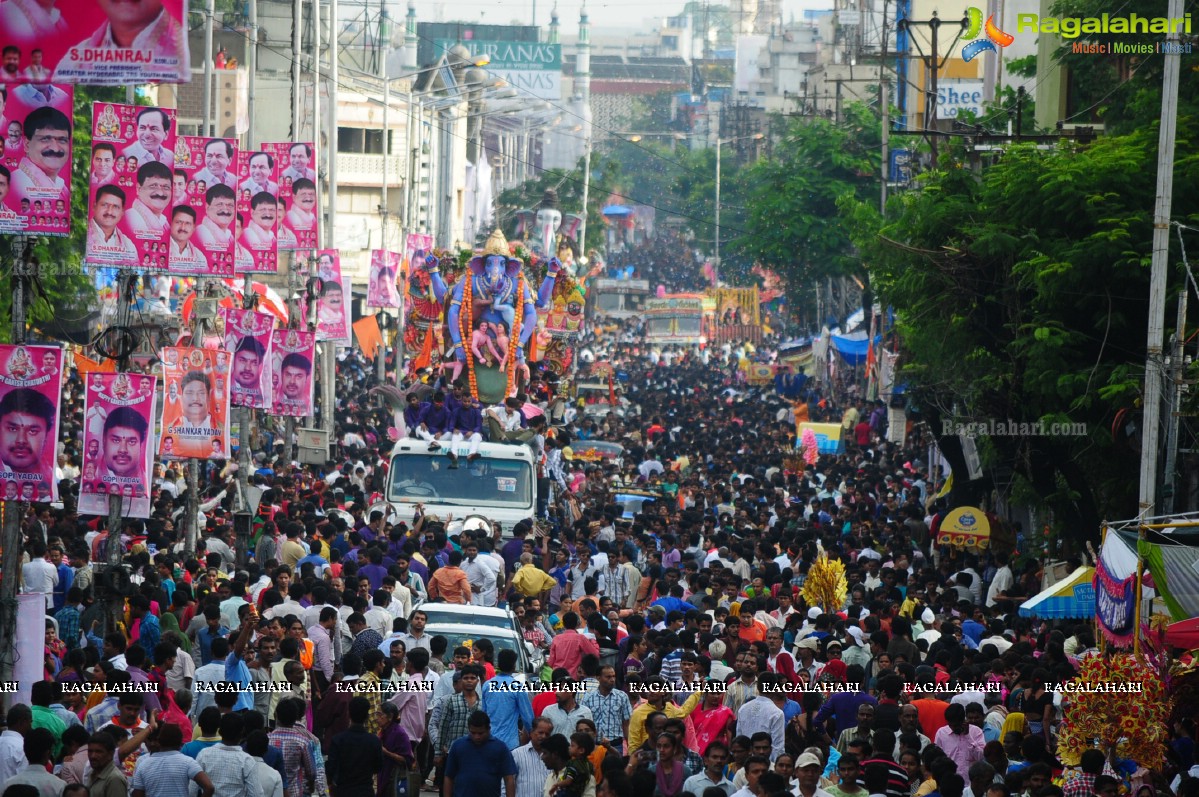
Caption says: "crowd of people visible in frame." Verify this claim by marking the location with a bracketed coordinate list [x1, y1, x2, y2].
[1, 294, 1195, 797]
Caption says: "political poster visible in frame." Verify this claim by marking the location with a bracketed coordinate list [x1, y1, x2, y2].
[221, 307, 274, 410]
[79, 372, 155, 518]
[0, 1, 191, 86]
[169, 136, 237, 277]
[402, 232, 433, 329]
[158, 346, 231, 462]
[313, 249, 349, 343]
[86, 103, 177, 270]
[0, 81, 72, 235]
[0, 344, 63, 503]
[234, 148, 278, 273]
[270, 328, 315, 418]
[262, 141, 317, 250]
[367, 249, 401, 308]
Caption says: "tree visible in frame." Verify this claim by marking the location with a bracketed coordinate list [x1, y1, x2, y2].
[846, 124, 1199, 539]
[0, 86, 125, 343]
[737, 103, 881, 322]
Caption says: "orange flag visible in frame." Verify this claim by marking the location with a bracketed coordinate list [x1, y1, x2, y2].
[74, 352, 115, 374]
[353, 316, 383, 360]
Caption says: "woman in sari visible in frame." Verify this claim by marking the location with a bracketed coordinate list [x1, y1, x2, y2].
[377, 703, 414, 797]
[689, 686, 735, 756]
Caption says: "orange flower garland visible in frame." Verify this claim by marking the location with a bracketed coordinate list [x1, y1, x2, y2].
[506, 274, 526, 397]
[460, 273, 478, 399]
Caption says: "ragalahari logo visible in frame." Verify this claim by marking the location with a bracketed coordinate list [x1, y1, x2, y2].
[962, 7, 1015, 61]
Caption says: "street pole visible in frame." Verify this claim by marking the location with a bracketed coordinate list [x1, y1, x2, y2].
[1138, 0, 1184, 517]
[236, 277, 254, 568]
[292, 0, 302, 138]
[579, 136, 592, 253]
[203, 0, 216, 135]
[247, 0, 258, 148]
[182, 297, 203, 560]
[0, 236, 32, 702]
[1164, 290, 1186, 514]
[880, 0, 889, 214]
[714, 139, 721, 287]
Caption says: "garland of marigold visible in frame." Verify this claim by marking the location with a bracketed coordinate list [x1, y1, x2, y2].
[506, 275, 526, 397]
[461, 273, 478, 399]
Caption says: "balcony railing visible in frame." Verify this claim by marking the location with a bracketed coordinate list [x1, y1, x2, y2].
[335, 153, 407, 186]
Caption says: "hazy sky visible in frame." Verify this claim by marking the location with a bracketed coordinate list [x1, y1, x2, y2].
[397, 0, 833, 34]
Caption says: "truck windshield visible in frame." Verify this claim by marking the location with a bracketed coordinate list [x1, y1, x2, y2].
[388, 454, 534, 508]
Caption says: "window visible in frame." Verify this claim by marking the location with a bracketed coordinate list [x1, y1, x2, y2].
[337, 127, 391, 154]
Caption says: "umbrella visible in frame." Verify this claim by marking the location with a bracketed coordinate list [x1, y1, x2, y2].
[522, 402, 544, 419]
[180, 281, 289, 326]
[935, 506, 992, 550]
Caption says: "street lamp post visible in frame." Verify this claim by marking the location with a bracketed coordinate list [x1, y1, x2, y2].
[713, 133, 764, 288]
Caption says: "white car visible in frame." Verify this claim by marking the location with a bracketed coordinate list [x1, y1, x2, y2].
[423, 621, 543, 680]
[411, 604, 521, 637]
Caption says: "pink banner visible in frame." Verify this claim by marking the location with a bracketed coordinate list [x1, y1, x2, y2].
[313, 249, 349, 342]
[262, 141, 317, 250]
[0, 82, 72, 236]
[159, 346, 230, 462]
[0, 1, 190, 85]
[170, 136, 237, 277]
[221, 307, 275, 410]
[270, 328, 315, 418]
[0, 344, 63, 502]
[367, 249, 401, 308]
[86, 103, 177, 270]
[234, 148, 279, 273]
[79, 372, 155, 518]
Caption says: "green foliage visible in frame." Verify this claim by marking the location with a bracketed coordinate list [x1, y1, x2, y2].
[847, 125, 1199, 535]
[0, 86, 126, 343]
[735, 103, 880, 306]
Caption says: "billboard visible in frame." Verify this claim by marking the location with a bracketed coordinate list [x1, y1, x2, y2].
[0, 344, 63, 502]
[313, 250, 349, 343]
[432, 39, 562, 100]
[234, 148, 279, 273]
[159, 346, 230, 461]
[79, 372, 156, 518]
[221, 307, 274, 410]
[171, 136, 237, 277]
[0, 0, 191, 85]
[86, 103, 178, 270]
[261, 141, 318, 251]
[367, 249, 401, 308]
[270, 328, 315, 418]
[0, 82, 72, 236]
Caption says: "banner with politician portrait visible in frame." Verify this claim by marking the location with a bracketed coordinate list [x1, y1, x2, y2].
[0, 82, 72, 236]
[169, 135, 236, 276]
[234, 148, 278, 273]
[79, 372, 155, 518]
[313, 249, 350, 343]
[367, 249, 401, 308]
[86, 102, 178, 270]
[221, 307, 274, 410]
[0, 344, 63, 503]
[158, 346, 230, 462]
[261, 141, 317, 250]
[0, 1, 191, 86]
[270, 328, 315, 418]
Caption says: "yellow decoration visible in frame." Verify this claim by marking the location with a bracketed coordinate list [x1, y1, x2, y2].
[482, 230, 510, 258]
[1055, 654, 1169, 768]
[801, 544, 848, 612]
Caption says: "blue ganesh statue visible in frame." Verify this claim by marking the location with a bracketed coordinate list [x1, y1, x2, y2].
[423, 229, 560, 401]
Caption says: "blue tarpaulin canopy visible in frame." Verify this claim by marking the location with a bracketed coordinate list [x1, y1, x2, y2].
[1018, 566, 1095, 619]
[602, 205, 633, 216]
[830, 334, 881, 366]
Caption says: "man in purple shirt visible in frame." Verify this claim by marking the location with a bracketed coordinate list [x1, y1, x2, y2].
[414, 392, 452, 451]
[359, 549, 390, 592]
[403, 394, 428, 437]
[447, 393, 483, 469]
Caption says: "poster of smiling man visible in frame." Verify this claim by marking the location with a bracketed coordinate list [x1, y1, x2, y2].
[0, 82, 72, 235]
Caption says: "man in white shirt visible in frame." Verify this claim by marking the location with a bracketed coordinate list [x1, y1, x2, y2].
[284, 178, 316, 233]
[57, 5, 187, 83]
[0, 1, 67, 41]
[736, 675, 785, 762]
[86, 185, 139, 267]
[21, 542, 58, 611]
[462, 538, 501, 607]
[91, 143, 117, 188]
[985, 553, 1015, 608]
[0, 703, 30, 784]
[125, 161, 173, 238]
[120, 108, 174, 167]
[241, 152, 278, 196]
[241, 192, 278, 250]
[280, 143, 316, 182]
[168, 206, 208, 273]
[195, 183, 236, 255]
[10, 106, 70, 204]
[192, 139, 237, 189]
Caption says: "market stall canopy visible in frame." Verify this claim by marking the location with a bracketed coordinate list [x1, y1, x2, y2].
[937, 506, 991, 550]
[1165, 616, 1199, 650]
[602, 205, 633, 216]
[1019, 566, 1096, 619]
[830, 334, 882, 366]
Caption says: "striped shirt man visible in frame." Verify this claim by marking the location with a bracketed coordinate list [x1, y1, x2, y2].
[511, 741, 550, 797]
